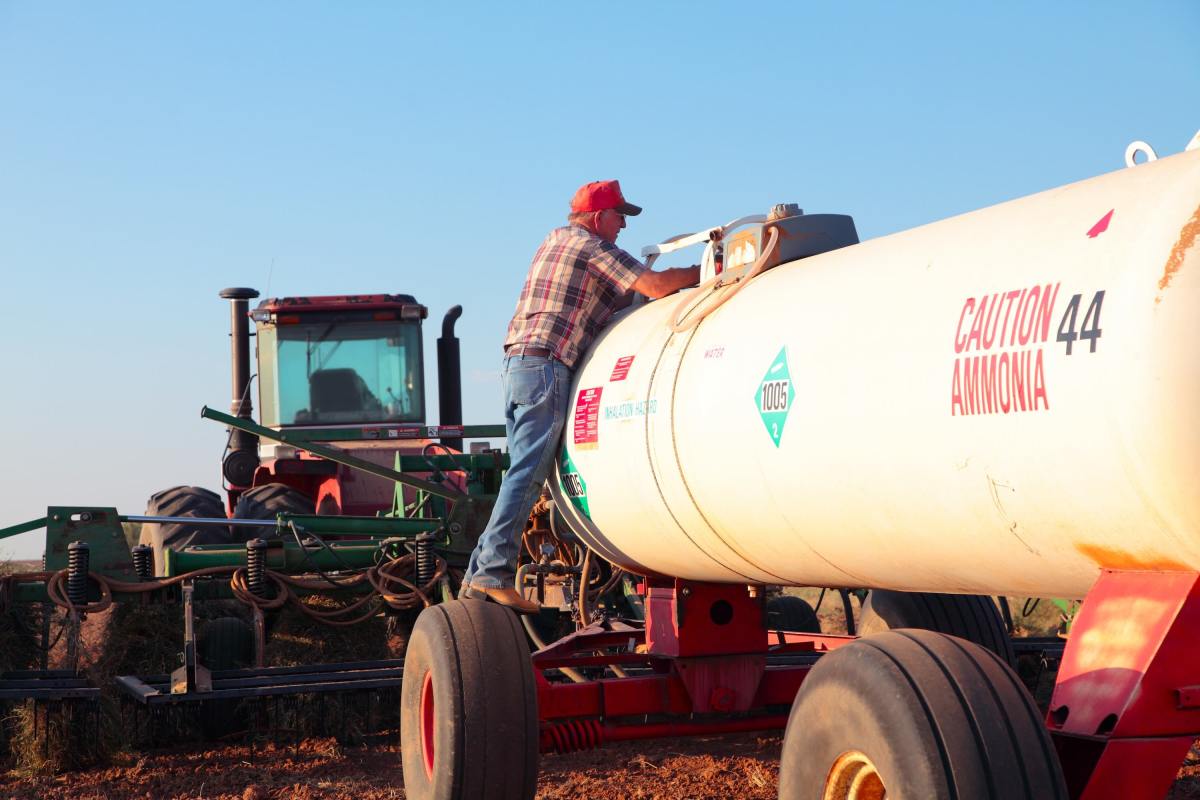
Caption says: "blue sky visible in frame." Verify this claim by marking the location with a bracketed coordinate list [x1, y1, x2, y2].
[1, 2, 1197, 558]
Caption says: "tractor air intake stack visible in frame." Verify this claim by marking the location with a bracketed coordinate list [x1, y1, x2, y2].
[437, 305, 464, 452]
[219, 287, 261, 487]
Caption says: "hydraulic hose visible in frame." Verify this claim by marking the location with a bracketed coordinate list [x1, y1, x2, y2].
[669, 224, 780, 333]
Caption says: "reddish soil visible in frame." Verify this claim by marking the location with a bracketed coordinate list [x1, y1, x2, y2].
[4, 733, 1200, 799]
[4, 581, 1199, 798]
[1, 732, 781, 800]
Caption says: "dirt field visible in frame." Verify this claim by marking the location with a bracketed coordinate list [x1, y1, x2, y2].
[0, 732, 783, 800]
[4, 732, 1200, 799]
[3, 579, 1198, 799]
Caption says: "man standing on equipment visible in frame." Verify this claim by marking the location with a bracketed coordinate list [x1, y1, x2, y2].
[462, 180, 700, 612]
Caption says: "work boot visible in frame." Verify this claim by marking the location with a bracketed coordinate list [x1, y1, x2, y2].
[466, 583, 541, 615]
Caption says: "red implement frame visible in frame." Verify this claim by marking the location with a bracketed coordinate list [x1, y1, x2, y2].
[532, 579, 852, 754]
[534, 570, 1200, 799]
[1048, 569, 1200, 800]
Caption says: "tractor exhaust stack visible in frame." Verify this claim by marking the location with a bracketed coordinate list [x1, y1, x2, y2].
[219, 287, 261, 487]
[437, 305, 464, 452]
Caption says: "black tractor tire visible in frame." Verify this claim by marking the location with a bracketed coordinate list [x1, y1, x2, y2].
[766, 595, 822, 634]
[232, 483, 313, 540]
[779, 629, 1067, 800]
[401, 600, 538, 800]
[858, 590, 1016, 667]
[199, 616, 254, 669]
[197, 617, 254, 739]
[138, 486, 230, 575]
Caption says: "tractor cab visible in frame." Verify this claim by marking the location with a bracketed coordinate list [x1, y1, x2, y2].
[218, 289, 467, 518]
[252, 294, 427, 428]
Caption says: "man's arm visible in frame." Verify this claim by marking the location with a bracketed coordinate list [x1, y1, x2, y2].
[630, 265, 701, 300]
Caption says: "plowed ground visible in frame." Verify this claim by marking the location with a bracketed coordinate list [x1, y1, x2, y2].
[5, 733, 1200, 799]
[4, 583, 1199, 799]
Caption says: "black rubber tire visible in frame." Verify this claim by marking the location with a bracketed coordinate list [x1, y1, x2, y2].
[779, 629, 1067, 800]
[767, 595, 822, 634]
[232, 483, 313, 540]
[197, 617, 254, 738]
[858, 590, 1016, 667]
[199, 616, 254, 669]
[138, 485, 230, 575]
[401, 600, 538, 800]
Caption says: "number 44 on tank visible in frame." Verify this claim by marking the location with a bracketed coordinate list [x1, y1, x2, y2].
[1057, 290, 1104, 355]
[755, 347, 795, 448]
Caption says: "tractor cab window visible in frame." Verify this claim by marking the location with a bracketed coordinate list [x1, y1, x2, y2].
[260, 320, 424, 427]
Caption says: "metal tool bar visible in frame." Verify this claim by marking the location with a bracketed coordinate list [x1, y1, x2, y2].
[0, 516, 48, 541]
[0, 670, 81, 679]
[201, 406, 464, 501]
[122, 515, 273, 527]
[123, 514, 443, 536]
[131, 658, 405, 684]
[274, 423, 507, 444]
[116, 664, 405, 704]
[0, 686, 100, 700]
[0, 671, 99, 701]
[135, 677, 403, 703]
[165, 667, 402, 691]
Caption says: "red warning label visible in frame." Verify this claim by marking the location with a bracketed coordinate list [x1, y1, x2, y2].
[609, 355, 635, 382]
[573, 386, 603, 448]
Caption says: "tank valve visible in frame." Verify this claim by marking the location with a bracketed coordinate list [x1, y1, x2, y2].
[414, 532, 436, 588]
[67, 541, 90, 606]
[246, 538, 269, 598]
[131, 544, 154, 580]
[768, 203, 803, 221]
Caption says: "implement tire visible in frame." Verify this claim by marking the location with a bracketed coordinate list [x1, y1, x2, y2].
[779, 629, 1066, 800]
[767, 595, 821, 634]
[401, 600, 538, 800]
[233, 483, 313, 540]
[138, 485, 229, 575]
[858, 590, 1015, 667]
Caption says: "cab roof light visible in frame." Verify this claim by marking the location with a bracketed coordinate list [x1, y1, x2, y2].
[401, 305, 427, 320]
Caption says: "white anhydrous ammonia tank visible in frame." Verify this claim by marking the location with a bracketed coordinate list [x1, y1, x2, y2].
[552, 147, 1200, 599]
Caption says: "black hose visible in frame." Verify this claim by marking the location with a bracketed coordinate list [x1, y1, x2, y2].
[840, 589, 856, 636]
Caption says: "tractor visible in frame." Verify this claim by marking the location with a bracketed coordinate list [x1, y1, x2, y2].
[137, 288, 485, 575]
[0, 288, 529, 755]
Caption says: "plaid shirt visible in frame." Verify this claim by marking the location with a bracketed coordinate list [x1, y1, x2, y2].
[504, 224, 646, 368]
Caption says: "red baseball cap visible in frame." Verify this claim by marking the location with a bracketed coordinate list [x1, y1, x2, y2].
[570, 180, 642, 216]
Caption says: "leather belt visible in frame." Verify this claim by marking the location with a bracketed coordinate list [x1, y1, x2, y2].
[506, 345, 555, 359]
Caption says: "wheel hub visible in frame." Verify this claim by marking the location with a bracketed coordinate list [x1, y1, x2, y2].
[420, 671, 435, 778]
[824, 750, 885, 800]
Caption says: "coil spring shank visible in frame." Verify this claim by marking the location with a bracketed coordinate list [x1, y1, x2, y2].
[131, 544, 153, 580]
[414, 532, 435, 587]
[67, 541, 90, 606]
[246, 538, 269, 598]
[542, 719, 604, 754]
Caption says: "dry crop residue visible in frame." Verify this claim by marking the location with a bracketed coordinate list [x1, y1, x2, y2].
[1, 733, 780, 799]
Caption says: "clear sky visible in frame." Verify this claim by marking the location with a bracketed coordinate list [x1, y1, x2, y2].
[1, 2, 1197, 559]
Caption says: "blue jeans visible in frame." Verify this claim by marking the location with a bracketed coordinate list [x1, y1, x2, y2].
[463, 354, 573, 589]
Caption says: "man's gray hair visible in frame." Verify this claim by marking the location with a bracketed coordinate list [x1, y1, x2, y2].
[567, 210, 593, 224]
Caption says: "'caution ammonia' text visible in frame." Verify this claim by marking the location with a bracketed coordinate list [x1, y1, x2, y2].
[951, 283, 1060, 416]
